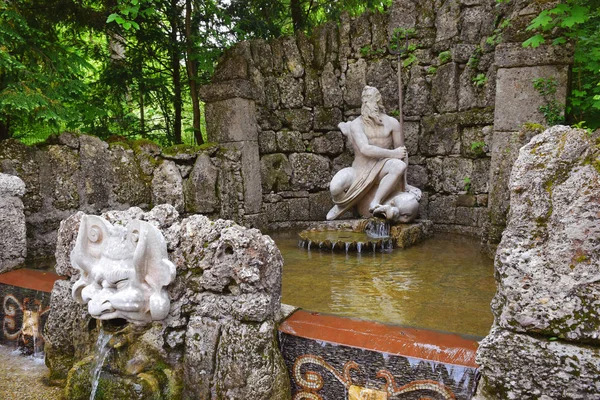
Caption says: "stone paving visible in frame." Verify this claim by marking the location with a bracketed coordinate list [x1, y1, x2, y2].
[0, 345, 62, 400]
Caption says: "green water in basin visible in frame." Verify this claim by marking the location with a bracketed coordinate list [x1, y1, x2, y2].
[270, 231, 496, 337]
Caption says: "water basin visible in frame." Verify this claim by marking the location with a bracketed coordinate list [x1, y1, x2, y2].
[271, 231, 495, 337]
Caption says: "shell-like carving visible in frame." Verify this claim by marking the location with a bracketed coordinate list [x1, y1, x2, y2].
[71, 215, 176, 324]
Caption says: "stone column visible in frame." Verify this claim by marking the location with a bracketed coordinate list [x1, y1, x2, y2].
[485, 43, 573, 253]
[0, 173, 27, 273]
[200, 79, 265, 229]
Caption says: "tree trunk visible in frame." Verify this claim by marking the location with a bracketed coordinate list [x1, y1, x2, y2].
[290, 0, 305, 32]
[185, 0, 204, 145]
[170, 0, 182, 144]
[0, 119, 10, 141]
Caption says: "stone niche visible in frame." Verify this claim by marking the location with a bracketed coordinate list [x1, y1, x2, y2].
[475, 126, 600, 399]
[44, 204, 291, 400]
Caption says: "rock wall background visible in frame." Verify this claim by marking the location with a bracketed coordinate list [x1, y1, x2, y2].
[0, 134, 246, 260]
[0, 0, 573, 261]
[475, 126, 600, 398]
[202, 0, 572, 246]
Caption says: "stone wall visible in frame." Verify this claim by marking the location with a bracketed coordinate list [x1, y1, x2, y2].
[45, 205, 291, 399]
[202, 0, 573, 239]
[0, 134, 246, 260]
[475, 126, 600, 398]
[0, 173, 26, 273]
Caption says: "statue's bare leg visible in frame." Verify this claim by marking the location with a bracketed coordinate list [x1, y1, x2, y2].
[369, 159, 406, 213]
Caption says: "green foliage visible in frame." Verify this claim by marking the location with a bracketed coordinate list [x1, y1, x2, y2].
[426, 66, 438, 75]
[523, 0, 600, 129]
[467, 46, 482, 69]
[472, 73, 488, 87]
[360, 44, 386, 58]
[0, 0, 97, 138]
[463, 177, 472, 193]
[470, 141, 486, 156]
[533, 77, 565, 126]
[438, 51, 451, 64]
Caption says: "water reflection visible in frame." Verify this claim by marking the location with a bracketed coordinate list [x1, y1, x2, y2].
[270, 231, 496, 337]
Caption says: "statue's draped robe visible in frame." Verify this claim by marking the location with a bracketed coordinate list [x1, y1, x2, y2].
[329, 157, 391, 220]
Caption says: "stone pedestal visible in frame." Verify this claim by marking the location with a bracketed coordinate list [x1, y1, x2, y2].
[299, 219, 433, 251]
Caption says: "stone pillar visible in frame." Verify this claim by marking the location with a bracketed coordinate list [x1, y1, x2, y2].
[475, 126, 600, 398]
[485, 43, 573, 253]
[200, 79, 265, 229]
[0, 173, 27, 273]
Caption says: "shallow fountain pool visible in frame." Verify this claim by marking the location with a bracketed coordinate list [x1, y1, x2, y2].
[271, 231, 495, 337]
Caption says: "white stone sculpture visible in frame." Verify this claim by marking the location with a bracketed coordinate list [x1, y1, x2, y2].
[327, 86, 421, 223]
[71, 215, 176, 324]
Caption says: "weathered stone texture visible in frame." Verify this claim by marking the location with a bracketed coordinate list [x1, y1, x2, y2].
[46, 206, 290, 399]
[0, 173, 26, 273]
[0, 136, 244, 261]
[494, 65, 569, 132]
[476, 126, 600, 398]
[475, 328, 600, 400]
[490, 127, 600, 340]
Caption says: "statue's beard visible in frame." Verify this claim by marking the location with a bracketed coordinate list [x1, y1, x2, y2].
[361, 102, 383, 126]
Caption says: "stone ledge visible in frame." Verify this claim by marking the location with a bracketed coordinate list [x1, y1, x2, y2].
[299, 219, 433, 250]
[495, 43, 574, 68]
[199, 79, 257, 102]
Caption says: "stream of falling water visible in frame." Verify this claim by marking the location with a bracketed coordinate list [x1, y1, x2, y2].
[89, 330, 112, 400]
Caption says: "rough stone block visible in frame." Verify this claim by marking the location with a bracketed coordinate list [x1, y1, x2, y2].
[287, 197, 309, 221]
[0, 173, 26, 273]
[264, 201, 290, 222]
[109, 144, 151, 206]
[277, 75, 304, 108]
[183, 153, 219, 214]
[314, 107, 342, 131]
[290, 153, 331, 191]
[259, 130, 277, 154]
[494, 65, 569, 132]
[321, 62, 343, 108]
[460, 6, 494, 43]
[310, 131, 344, 156]
[79, 135, 112, 208]
[277, 131, 305, 153]
[475, 328, 600, 400]
[344, 59, 367, 108]
[428, 195, 457, 224]
[276, 108, 313, 132]
[405, 65, 433, 116]
[152, 160, 184, 212]
[206, 97, 258, 143]
[432, 62, 459, 113]
[489, 127, 600, 341]
[366, 59, 397, 112]
[404, 121, 420, 156]
[304, 68, 323, 107]
[494, 43, 574, 68]
[222, 141, 262, 214]
[309, 191, 333, 221]
[261, 154, 292, 193]
[435, 0, 460, 42]
[199, 79, 256, 102]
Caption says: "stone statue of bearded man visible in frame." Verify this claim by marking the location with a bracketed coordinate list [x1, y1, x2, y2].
[326, 86, 421, 223]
